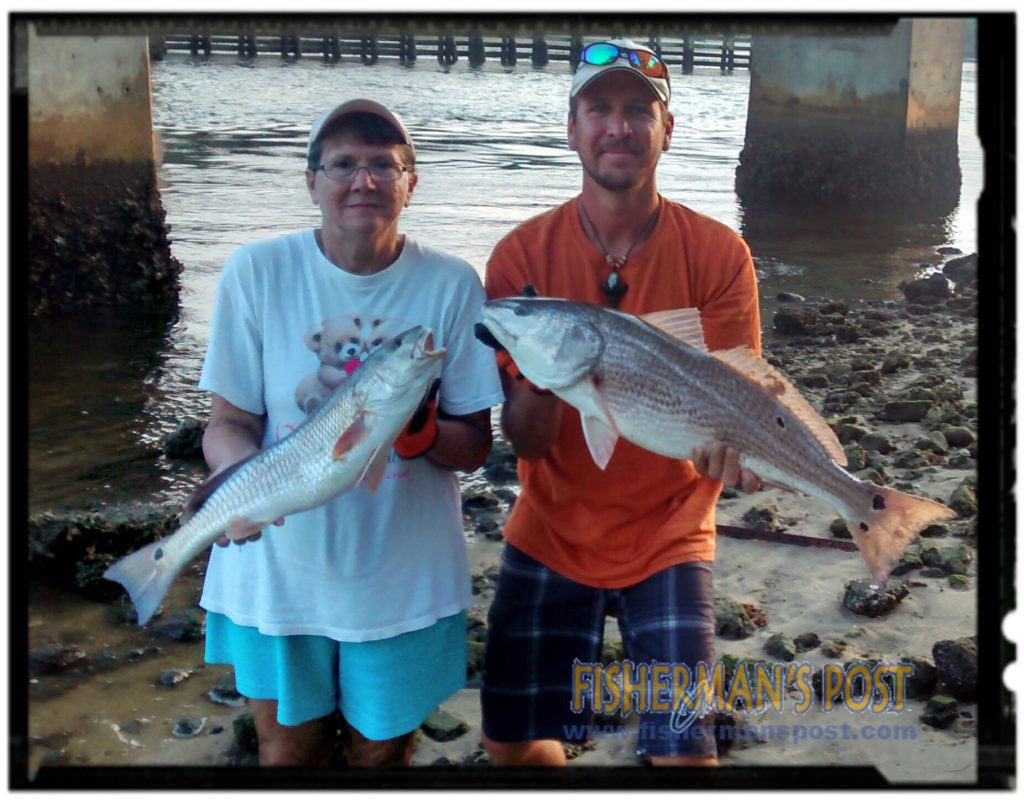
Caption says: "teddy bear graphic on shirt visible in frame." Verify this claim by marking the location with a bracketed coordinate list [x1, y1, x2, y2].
[294, 313, 410, 414]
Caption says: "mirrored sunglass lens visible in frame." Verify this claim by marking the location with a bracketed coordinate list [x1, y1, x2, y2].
[584, 43, 620, 65]
[629, 50, 665, 77]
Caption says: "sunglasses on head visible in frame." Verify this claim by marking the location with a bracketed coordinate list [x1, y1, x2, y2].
[579, 42, 669, 80]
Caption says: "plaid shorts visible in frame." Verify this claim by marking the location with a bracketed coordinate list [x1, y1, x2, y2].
[481, 544, 717, 759]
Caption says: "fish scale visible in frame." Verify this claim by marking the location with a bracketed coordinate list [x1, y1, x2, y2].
[103, 326, 445, 625]
[481, 297, 955, 583]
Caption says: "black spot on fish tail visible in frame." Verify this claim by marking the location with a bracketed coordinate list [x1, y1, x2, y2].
[873, 494, 886, 510]
[776, 417, 785, 427]
[154, 548, 164, 561]
[859, 522, 870, 532]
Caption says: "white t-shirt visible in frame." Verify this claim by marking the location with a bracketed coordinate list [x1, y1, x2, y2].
[198, 230, 504, 641]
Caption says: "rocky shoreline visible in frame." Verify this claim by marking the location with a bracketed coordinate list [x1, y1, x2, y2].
[27, 253, 979, 779]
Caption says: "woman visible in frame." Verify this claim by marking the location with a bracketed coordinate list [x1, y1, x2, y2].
[198, 99, 502, 767]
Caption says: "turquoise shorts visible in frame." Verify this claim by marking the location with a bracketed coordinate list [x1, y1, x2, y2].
[204, 611, 467, 740]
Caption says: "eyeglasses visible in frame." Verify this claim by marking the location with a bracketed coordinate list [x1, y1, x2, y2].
[315, 159, 413, 183]
[579, 42, 669, 80]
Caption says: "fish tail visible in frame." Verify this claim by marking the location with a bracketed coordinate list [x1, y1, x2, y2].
[845, 484, 956, 584]
[102, 538, 178, 626]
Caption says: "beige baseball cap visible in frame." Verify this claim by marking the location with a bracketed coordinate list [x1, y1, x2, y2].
[570, 38, 671, 105]
[307, 99, 415, 158]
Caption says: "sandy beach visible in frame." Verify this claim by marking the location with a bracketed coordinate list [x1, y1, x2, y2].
[26, 262, 980, 785]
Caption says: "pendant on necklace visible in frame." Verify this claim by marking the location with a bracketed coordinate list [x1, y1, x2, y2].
[601, 268, 628, 308]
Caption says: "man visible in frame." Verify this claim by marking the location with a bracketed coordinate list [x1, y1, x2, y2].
[199, 99, 503, 767]
[481, 39, 762, 766]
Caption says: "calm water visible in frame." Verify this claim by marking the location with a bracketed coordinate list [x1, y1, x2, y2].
[26, 56, 980, 514]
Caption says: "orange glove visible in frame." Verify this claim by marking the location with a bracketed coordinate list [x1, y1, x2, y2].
[394, 379, 441, 459]
[495, 350, 553, 396]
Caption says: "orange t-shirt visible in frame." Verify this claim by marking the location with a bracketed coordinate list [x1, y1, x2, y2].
[485, 196, 761, 588]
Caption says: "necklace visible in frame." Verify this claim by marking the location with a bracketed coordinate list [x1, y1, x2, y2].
[578, 201, 659, 308]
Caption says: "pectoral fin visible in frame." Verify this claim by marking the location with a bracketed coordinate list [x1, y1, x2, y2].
[357, 446, 390, 493]
[574, 377, 620, 471]
[332, 415, 367, 460]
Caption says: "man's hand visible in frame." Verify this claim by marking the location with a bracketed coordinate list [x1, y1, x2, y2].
[691, 441, 762, 494]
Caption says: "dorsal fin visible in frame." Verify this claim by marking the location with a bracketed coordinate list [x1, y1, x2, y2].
[180, 455, 253, 523]
[711, 345, 846, 465]
[638, 308, 708, 353]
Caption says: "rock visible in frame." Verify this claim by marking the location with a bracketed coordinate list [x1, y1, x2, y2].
[932, 638, 977, 702]
[920, 523, 949, 538]
[948, 574, 971, 590]
[940, 426, 975, 449]
[891, 550, 923, 576]
[150, 609, 205, 642]
[829, 518, 852, 539]
[901, 273, 951, 303]
[776, 292, 805, 302]
[819, 301, 850, 316]
[793, 633, 821, 652]
[942, 253, 977, 284]
[914, 432, 949, 454]
[421, 707, 469, 742]
[29, 643, 86, 675]
[893, 450, 929, 470]
[859, 433, 894, 454]
[714, 597, 758, 640]
[563, 740, 598, 760]
[921, 695, 959, 729]
[28, 503, 181, 591]
[601, 637, 625, 663]
[835, 423, 867, 444]
[741, 504, 783, 531]
[466, 640, 486, 679]
[155, 668, 192, 687]
[475, 519, 503, 541]
[171, 717, 206, 738]
[821, 640, 847, 659]
[937, 246, 962, 255]
[880, 353, 911, 374]
[920, 544, 972, 575]
[797, 372, 831, 388]
[462, 491, 501, 513]
[764, 634, 796, 661]
[774, 307, 821, 336]
[901, 657, 938, 699]
[880, 400, 933, 423]
[162, 417, 207, 460]
[947, 450, 974, 469]
[843, 443, 867, 472]
[842, 580, 910, 618]
[126, 645, 161, 662]
[949, 481, 978, 518]
[482, 443, 518, 484]
[209, 673, 246, 707]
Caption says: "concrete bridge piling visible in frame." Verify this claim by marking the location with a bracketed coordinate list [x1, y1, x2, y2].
[26, 24, 181, 316]
[735, 19, 966, 211]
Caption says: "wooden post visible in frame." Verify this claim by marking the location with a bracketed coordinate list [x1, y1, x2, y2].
[683, 36, 694, 74]
[648, 36, 662, 59]
[726, 35, 735, 71]
[437, 35, 457, 65]
[149, 36, 166, 62]
[360, 36, 378, 65]
[399, 34, 415, 65]
[324, 35, 340, 61]
[500, 35, 517, 66]
[720, 36, 727, 71]
[569, 34, 583, 68]
[468, 36, 485, 66]
[531, 35, 549, 66]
